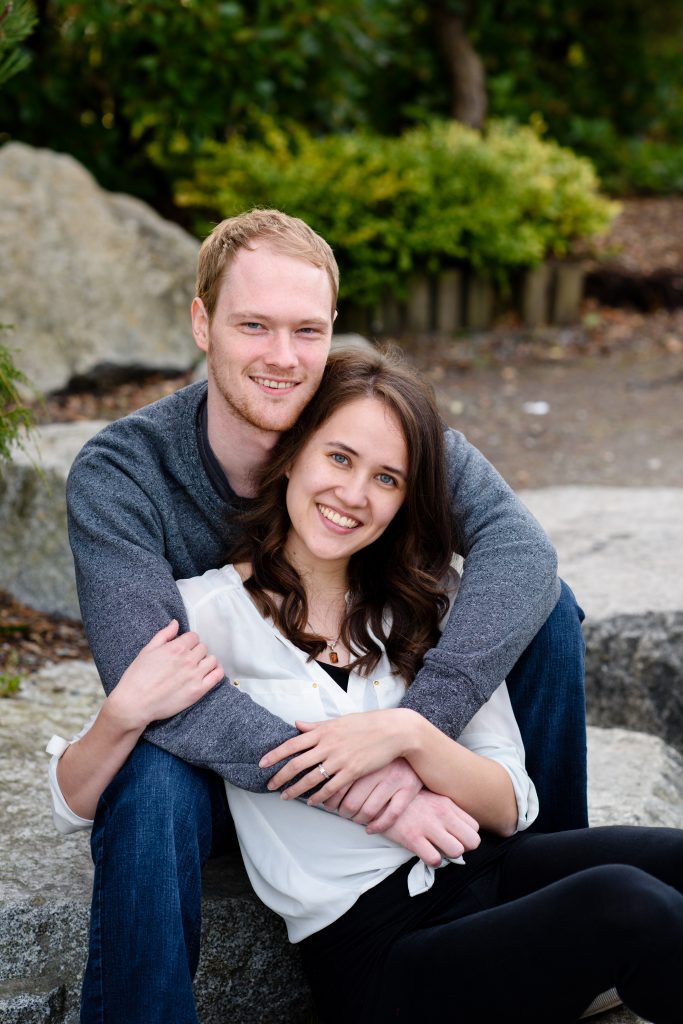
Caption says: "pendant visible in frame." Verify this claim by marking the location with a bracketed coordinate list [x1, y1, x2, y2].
[329, 650, 339, 664]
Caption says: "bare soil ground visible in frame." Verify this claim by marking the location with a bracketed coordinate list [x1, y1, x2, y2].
[5, 197, 682, 677]
[410, 305, 683, 490]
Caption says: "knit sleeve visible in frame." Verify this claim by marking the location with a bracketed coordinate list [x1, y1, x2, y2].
[401, 427, 559, 738]
[66, 426, 298, 791]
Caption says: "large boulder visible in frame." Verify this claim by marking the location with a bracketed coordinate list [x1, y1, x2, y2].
[0, 143, 199, 395]
[2, 656, 679, 1024]
[521, 487, 683, 753]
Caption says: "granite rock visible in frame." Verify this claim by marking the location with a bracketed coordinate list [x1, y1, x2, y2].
[0, 422, 107, 618]
[520, 487, 683, 753]
[0, 143, 199, 395]
[588, 726, 683, 829]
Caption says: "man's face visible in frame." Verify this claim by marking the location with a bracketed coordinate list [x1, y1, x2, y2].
[192, 244, 335, 435]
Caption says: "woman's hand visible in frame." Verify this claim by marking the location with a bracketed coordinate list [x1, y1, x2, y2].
[259, 708, 421, 805]
[105, 620, 225, 733]
[56, 621, 224, 822]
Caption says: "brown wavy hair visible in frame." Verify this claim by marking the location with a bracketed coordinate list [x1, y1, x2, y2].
[227, 347, 463, 683]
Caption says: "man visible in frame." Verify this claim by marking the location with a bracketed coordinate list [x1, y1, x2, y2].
[67, 209, 586, 1023]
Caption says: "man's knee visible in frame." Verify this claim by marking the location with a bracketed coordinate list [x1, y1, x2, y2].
[542, 580, 585, 650]
[554, 578, 585, 629]
[96, 740, 217, 843]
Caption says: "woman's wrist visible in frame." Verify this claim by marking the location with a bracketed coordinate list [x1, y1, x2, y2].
[100, 689, 148, 739]
[394, 707, 428, 761]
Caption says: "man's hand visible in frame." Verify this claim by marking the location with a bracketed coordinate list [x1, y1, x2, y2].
[324, 758, 423, 831]
[383, 791, 481, 867]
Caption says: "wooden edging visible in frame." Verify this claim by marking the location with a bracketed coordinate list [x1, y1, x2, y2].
[337, 261, 587, 335]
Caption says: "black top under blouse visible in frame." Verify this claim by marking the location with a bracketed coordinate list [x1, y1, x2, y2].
[315, 660, 351, 691]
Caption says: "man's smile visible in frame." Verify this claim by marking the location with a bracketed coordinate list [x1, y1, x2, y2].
[251, 375, 301, 391]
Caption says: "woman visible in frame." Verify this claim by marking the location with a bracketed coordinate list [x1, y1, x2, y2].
[49, 349, 683, 1023]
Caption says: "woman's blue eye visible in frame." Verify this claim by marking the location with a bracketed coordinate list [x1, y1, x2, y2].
[331, 453, 348, 465]
[377, 473, 396, 486]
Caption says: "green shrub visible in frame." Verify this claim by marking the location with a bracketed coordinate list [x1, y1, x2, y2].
[0, 668, 21, 698]
[178, 119, 616, 307]
[566, 117, 683, 195]
[0, 335, 34, 470]
[0, 0, 36, 90]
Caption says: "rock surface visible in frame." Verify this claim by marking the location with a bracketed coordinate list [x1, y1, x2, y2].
[519, 487, 683, 621]
[588, 727, 683, 829]
[521, 487, 683, 753]
[0, 422, 107, 618]
[0, 143, 199, 395]
[1, 657, 679, 1023]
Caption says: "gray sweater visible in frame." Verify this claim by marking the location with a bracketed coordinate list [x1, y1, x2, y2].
[66, 380, 559, 791]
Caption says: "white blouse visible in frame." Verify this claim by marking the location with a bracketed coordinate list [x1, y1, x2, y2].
[47, 565, 538, 942]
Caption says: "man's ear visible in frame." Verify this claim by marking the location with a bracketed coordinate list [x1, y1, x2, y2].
[333, 309, 338, 323]
[191, 297, 209, 353]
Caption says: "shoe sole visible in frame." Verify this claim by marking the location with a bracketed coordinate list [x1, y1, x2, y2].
[579, 987, 623, 1019]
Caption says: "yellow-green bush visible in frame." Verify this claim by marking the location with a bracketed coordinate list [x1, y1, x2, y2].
[178, 120, 616, 307]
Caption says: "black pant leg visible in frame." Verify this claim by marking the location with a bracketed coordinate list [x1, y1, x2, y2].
[375, 827, 683, 1024]
[496, 825, 683, 902]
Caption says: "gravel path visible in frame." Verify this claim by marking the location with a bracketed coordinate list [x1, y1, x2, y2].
[420, 339, 683, 490]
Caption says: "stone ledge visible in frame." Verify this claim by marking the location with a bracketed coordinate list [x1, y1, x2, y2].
[584, 612, 683, 753]
[0, 883, 312, 1024]
[520, 487, 683, 755]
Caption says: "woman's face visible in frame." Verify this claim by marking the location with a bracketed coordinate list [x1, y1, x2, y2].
[284, 396, 408, 572]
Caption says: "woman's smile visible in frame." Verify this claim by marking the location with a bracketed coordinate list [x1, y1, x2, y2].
[316, 503, 362, 531]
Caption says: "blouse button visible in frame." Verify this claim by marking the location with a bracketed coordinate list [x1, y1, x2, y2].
[373, 679, 380, 687]
[312, 682, 318, 688]
[232, 679, 240, 686]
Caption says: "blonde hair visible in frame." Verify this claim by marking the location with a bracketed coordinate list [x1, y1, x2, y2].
[196, 208, 339, 319]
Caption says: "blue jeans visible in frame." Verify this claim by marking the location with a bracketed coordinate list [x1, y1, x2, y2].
[507, 579, 588, 833]
[81, 742, 229, 1023]
[81, 580, 587, 1022]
